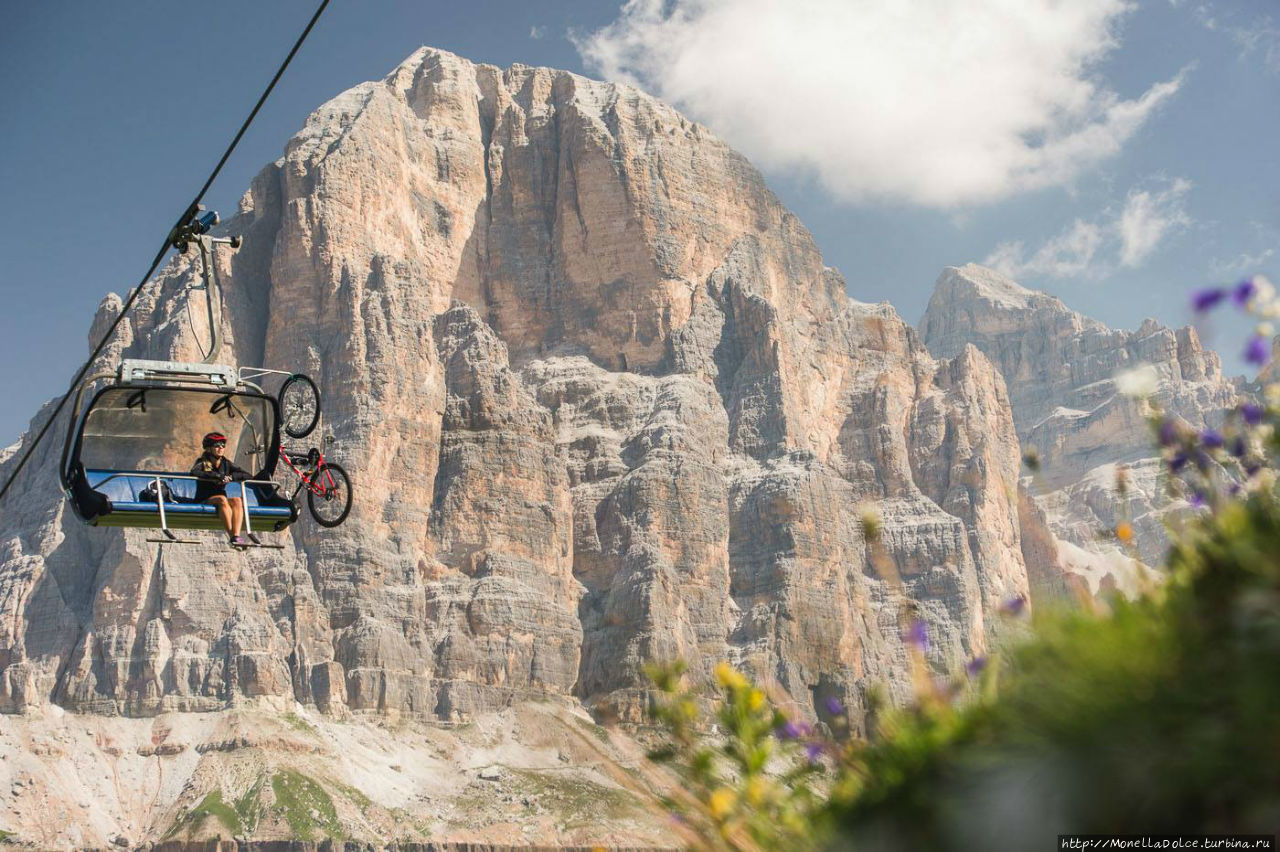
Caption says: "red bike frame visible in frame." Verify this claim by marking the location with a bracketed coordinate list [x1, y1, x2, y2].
[278, 444, 337, 500]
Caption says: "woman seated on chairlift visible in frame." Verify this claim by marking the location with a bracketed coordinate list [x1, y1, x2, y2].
[191, 431, 250, 548]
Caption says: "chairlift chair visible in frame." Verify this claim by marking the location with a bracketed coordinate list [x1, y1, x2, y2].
[59, 359, 299, 543]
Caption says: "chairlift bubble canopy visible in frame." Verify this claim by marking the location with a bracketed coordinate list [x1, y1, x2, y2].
[60, 359, 298, 532]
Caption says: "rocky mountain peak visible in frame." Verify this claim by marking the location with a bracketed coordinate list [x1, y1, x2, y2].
[936, 263, 1039, 310]
[920, 264, 1104, 364]
[920, 263, 1243, 587]
[921, 264, 1228, 436]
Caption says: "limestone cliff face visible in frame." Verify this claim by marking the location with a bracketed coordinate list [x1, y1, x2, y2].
[920, 264, 1243, 587]
[0, 49, 1037, 729]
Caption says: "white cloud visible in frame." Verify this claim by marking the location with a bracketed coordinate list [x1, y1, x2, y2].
[1191, 4, 1218, 30]
[986, 221, 1106, 279]
[1118, 178, 1192, 267]
[1182, 3, 1280, 74]
[1211, 248, 1276, 277]
[1230, 16, 1280, 75]
[575, 0, 1187, 208]
[530, 25, 547, 40]
[985, 177, 1191, 279]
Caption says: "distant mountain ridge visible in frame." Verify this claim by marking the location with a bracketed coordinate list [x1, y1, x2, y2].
[921, 263, 1244, 589]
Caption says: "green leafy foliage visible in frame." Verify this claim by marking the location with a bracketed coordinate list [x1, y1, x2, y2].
[646, 660, 826, 849]
[646, 457, 1280, 849]
[841, 495, 1280, 845]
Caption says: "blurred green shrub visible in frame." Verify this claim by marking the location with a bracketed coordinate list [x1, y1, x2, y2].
[647, 487, 1280, 850]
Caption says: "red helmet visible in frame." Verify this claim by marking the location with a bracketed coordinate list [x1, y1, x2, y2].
[202, 431, 228, 449]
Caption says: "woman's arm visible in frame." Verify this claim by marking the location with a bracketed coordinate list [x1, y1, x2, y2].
[191, 458, 217, 479]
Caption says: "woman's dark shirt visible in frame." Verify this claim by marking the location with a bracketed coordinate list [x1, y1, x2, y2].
[189, 454, 251, 501]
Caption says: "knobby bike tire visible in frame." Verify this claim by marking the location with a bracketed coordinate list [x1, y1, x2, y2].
[279, 374, 320, 439]
[307, 462, 351, 527]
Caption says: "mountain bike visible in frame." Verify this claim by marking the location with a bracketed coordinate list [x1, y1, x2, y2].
[231, 369, 349, 526]
[279, 441, 352, 527]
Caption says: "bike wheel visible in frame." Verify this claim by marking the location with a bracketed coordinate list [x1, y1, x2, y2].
[279, 374, 320, 439]
[307, 462, 352, 527]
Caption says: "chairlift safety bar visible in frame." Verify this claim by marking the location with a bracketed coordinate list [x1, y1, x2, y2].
[90, 472, 283, 539]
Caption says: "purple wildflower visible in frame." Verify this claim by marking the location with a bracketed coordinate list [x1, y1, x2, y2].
[1244, 335, 1270, 366]
[1200, 429, 1225, 449]
[1244, 460, 1262, 478]
[1240, 403, 1265, 426]
[1169, 452, 1189, 473]
[1230, 436, 1247, 458]
[1192, 288, 1227, 313]
[966, 656, 988, 676]
[1229, 482, 1243, 498]
[824, 696, 844, 716]
[1158, 419, 1180, 447]
[1234, 277, 1258, 307]
[1189, 491, 1206, 508]
[776, 719, 803, 740]
[904, 620, 929, 653]
[1000, 595, 1027, 616]
[805, 742, 825, 763]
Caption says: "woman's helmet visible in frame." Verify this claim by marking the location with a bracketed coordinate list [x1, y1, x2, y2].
[202, 431, 228, 449]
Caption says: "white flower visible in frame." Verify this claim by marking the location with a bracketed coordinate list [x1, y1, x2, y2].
[1114, 364, 1159, 398]
[1254, 274, 1276, 303]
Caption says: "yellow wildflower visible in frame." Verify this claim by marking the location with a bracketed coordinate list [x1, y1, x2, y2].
[1116, 521, 1134, 543]
[747, 688, 766, 712]
[715, 661, 748, 691]
[745, 775, 769, 807]
[708, 787, 737, 820]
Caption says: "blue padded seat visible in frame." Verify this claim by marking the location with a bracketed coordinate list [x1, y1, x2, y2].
[84, 469, 295, 529]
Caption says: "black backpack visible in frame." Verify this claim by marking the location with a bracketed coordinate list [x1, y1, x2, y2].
[138, 481, 175, 503]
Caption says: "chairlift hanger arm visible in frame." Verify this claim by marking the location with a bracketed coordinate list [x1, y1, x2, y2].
[210, 393, 266, 459]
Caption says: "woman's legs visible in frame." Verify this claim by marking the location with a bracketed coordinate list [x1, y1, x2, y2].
[229, 497, 245, 538]
[207, 495, 233, 537]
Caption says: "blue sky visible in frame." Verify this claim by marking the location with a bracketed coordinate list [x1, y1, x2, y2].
[1, 0, 1277, 445]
